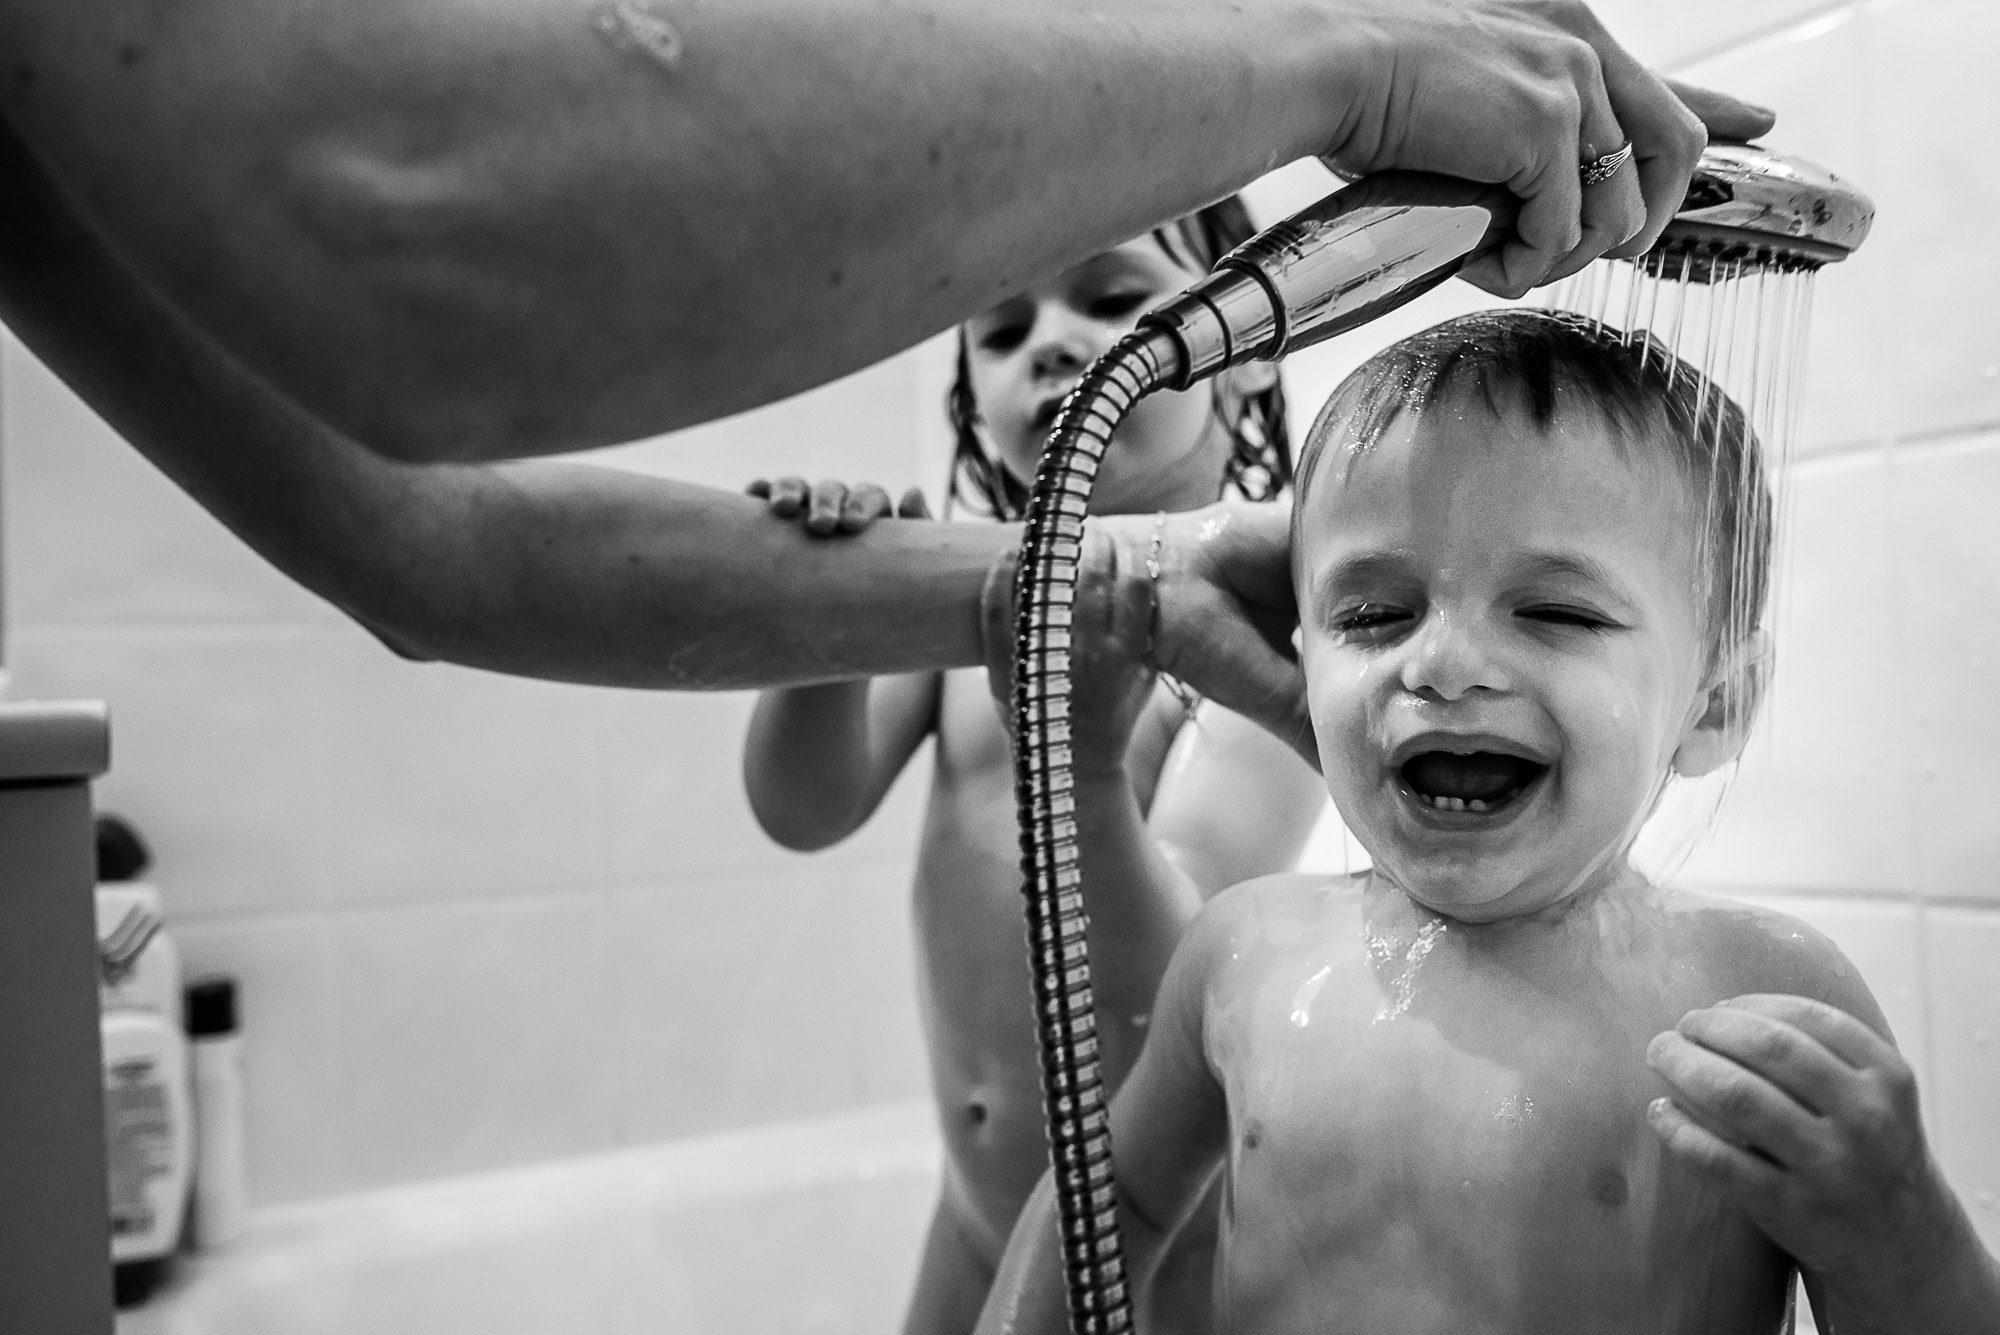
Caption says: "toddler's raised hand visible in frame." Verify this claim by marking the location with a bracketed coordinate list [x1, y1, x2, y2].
[747, 477, 930, 535]
[1646, 994, 2000, 1331]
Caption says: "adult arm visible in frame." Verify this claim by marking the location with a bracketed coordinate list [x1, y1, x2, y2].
[0, 114, 1317, 719]
[1, 1, 1769, 459]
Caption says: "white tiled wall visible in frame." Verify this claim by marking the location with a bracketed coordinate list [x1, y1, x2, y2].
[7, 0, 1996, 1247]
[3, 331, 948, 1205]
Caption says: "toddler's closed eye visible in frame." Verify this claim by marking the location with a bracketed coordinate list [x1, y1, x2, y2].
[1332, 603, 1413, 635]
[1517, 605, 1620, 632]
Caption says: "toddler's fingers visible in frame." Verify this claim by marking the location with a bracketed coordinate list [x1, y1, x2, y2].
[1719, 995, 1900, 1073]
[1672, 1006, 1853, 1117]
[806, 479, 848, 535]
[897, 487, 933, 520]
[768, 476, 809, 519]
[746, 478, 771, 499]
[1648, 1095, 1785, 1204]
[840, 483, 892, 533]
[1646, 1029, 1821, 1169]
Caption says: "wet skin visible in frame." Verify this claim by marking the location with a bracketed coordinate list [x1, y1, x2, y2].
[913, 667, 1191, 1260]
[1202, 400, 1844, 1328]
[992, 399, 1900, 1334]
[1200, 869, 1863, 1333]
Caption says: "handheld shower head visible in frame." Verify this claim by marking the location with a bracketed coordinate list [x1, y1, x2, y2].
[1140, 142, 1874, 387]
[1649, 142, 1874, 281]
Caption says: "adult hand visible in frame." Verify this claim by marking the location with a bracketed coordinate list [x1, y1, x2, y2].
[748, 477, 931, 535]
[1646, 994, 2000, 1331]
[1319, 0, 1776, 295]
[978, 509, 1162, 780]
[981, 503, 1316, 770]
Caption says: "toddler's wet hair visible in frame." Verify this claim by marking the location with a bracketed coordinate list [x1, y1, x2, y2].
[947, 195, 1293, 520]
[1296, 309, 1771, 663]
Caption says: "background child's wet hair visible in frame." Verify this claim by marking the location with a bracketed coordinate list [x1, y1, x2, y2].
[1296, 309, 1772, 668]
[947, 195, 1293, 519]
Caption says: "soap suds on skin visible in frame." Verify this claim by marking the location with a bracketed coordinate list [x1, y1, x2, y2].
[592, 0, 684, 70]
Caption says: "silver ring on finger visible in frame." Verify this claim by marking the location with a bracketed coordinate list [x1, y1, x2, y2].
[1580, 142, 1634, 187]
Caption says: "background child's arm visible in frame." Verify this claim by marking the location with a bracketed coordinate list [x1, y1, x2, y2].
[975, 899, 1235, 1335]
[1072, 697, 1324, 1077]
[741, 673, 938, 851]
[1648, 990, 2000, 1334]
[739, 479, 939, 849]
[1149, 701, 1326, 895]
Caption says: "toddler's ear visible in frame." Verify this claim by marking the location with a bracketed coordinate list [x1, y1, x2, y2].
[1672, 632, 1771, 779]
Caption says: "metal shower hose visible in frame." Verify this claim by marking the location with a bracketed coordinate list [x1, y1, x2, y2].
[1010, 324, 1180, 1335]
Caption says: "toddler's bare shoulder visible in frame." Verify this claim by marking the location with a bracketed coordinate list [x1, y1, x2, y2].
[1178, 871, 1365, 971]
[1659, 887, 1878, 1017]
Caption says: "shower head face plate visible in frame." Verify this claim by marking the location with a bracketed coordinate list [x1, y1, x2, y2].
[1649, 143, 1875, 281]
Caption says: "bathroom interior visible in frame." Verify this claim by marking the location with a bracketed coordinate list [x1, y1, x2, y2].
[4, 0, 1996, 1331]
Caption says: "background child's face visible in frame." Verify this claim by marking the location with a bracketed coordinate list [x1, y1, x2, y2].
[962, 237, 1269, 514]
[1296, 400, 1717, 922]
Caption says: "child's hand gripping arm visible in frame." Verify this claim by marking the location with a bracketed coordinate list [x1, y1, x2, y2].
[741, 481, 940, 850]
[976, 904, 1235, 1335]
[1647, 993, 2000, 1335]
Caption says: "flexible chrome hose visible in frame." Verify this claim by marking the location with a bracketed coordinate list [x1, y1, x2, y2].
[1011, 325, 1180, 1335]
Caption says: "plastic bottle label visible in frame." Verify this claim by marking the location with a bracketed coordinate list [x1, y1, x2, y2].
[105, 1056, 172, 1237]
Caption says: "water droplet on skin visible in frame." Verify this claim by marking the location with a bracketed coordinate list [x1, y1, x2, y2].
[1290, 965, 1334, 1027]
[591, 0, 683, 69]
[1367, 918, 1446, 1022]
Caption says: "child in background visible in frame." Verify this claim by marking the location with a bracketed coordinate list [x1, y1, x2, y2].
[979, 310, 2000, 1335]
[743, 198, 1327, 1335]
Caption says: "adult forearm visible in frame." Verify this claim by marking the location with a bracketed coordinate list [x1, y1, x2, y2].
[385, 470, 1006, 689]
[0, 119, 1007, 690]
[1, 0, 1331, 460]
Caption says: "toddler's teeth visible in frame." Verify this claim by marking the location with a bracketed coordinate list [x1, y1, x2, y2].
[1467, 798, 1489, 812]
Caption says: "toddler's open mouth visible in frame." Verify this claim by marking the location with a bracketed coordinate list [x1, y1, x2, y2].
[1398, 751, 1549, 816]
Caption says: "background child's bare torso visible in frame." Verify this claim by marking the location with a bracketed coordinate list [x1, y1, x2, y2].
[1204, 874, 1834, 1335]
[913, 665, 1190, 1259]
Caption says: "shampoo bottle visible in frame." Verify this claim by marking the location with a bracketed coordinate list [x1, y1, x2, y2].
[187, 977, 250, 1249]
[95, 815, 194, 1307]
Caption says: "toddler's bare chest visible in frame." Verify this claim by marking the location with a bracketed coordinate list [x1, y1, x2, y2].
[1208, 940, 1735, 1277]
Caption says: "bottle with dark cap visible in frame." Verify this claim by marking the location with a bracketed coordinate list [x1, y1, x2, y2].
[186, 977, 249, 1249]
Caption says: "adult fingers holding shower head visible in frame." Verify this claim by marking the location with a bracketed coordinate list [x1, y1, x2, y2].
[1322, 0, 1768, 296]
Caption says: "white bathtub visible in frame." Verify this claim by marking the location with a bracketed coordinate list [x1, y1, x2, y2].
[119, 1101, 941, 1335]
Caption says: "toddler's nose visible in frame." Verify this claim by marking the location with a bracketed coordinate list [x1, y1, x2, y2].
[1399, 611, 1509, 702]
[1027, 310, 1102, 382]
